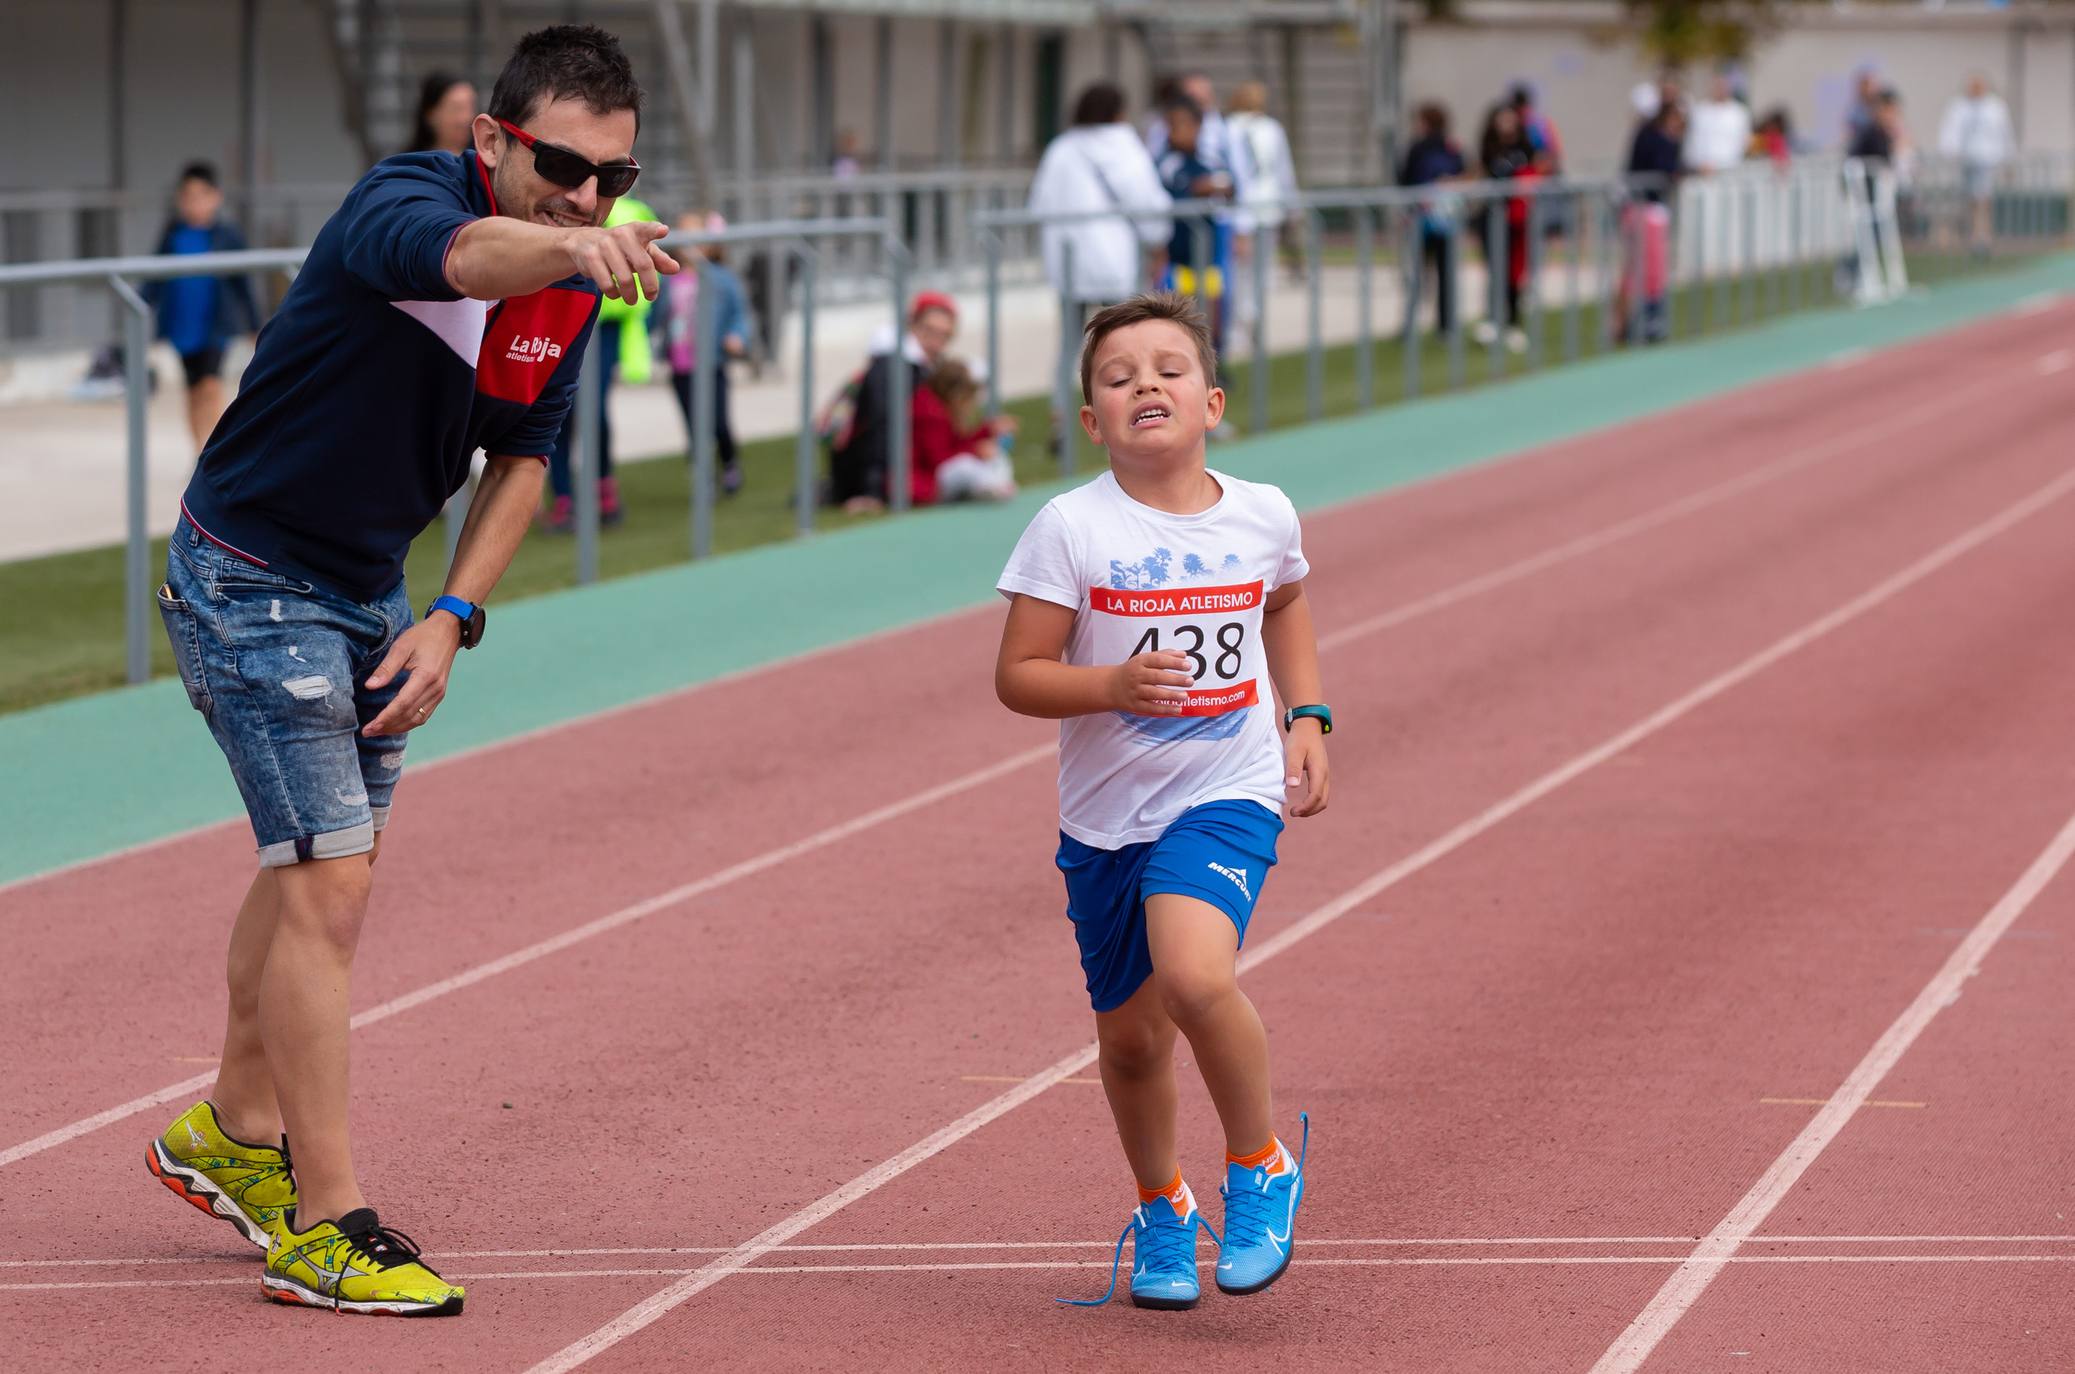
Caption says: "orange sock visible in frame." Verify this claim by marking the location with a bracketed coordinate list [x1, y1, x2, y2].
[1137, 1168, 1188, 1209]
[1228, 1137, 1283, 1171]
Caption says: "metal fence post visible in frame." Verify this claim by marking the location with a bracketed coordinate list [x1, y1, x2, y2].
[1565, 188, 1582, 363]
[1597, 192, 1617, 353]
[1251, 213, 1270, 434]
[691, 254, 718, 558]
[1304, 208, 1323, 422]
[1354, 204, 1374, 410]
[1447, 211, 1466, 388]
[1788, 173, 1803, 313]
[573, 326, 601, 585]
[1740, 181, 1757, 324]
[109, 275, 151, 685]
[983, 229, 1002, 418]
[794, 243, 818, 537]
[1401, 209, 1422, 402]
[1055, 237, 1076, 479]
[886, 238, 911, 510]
[1486, 191, 1506, 378]
[1525, 190, 1545, 370]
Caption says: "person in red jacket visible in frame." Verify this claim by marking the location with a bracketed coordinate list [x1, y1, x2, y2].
[911, 359, 1017, 504]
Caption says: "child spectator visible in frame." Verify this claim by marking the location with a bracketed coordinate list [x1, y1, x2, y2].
[912, 359, 1016, 505]
[147, 162, 260, 452]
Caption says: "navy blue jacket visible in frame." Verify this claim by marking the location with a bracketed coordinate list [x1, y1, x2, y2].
[182, 151, 599, 601]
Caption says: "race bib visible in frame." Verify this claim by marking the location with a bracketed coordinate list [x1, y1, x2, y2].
[1090, 580, 1264, 717]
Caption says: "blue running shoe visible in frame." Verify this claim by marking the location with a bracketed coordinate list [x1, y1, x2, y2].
[1216, 1112, 1309, 1295]
[1058, 1181, 1215, 1310]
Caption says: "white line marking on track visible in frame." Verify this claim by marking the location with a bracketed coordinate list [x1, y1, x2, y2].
[0, 745, 1052, 1172]
[10, 1254, 2075, 1294]
[17, 370, 2032, 1176]
[9, 1234, 2070, 1271]
[1588, 806, 2075, 1374]
[2037, 349, 2071, 375]
[526, 464, 2075, 1373]
[1823, 346, 1870, 369]
[8, 285, 2065, 905]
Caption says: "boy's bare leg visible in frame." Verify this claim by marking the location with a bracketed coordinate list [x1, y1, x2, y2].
[1093, 980, 1182, 1191]
[1146, 894, 1274, 1156]
[260, 849, 377, 1226]
[209, 868, 285, 1145]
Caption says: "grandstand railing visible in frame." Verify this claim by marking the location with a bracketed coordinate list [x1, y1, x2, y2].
[0, 217, 899, 685]
[0, 156, 2067, 689]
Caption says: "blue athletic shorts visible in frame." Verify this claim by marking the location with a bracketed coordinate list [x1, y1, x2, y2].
[1056, 799, 1284, 1013]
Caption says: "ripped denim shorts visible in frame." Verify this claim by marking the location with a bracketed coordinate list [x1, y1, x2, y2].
[160, 518, 415, 867]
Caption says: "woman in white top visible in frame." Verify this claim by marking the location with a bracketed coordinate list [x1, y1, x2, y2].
[1939, 73, 2015, 254]
[1223, 81, 1299, 331]
[1029, 82, 1174, 311]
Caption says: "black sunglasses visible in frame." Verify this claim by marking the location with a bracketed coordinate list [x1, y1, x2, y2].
[496, 118, 641, 198]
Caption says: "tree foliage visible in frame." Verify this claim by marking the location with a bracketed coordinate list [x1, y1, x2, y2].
[1619, 0, 1788, 65]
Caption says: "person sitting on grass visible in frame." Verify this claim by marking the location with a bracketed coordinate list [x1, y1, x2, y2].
[911, 359, 1017, 505]
[995, 291, 1330, 1311]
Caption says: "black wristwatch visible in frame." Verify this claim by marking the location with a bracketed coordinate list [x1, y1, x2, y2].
[428, 595, 486, 649]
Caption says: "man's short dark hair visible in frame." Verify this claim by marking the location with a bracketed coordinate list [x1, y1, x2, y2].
[488, 24, 643, 131]
[1071, 82, 1126, 128]
[178, 161, 219, 188]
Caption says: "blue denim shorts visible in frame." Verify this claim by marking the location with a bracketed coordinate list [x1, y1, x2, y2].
[1056, 799, 1284, 1013]
[160, 519, 414, 868]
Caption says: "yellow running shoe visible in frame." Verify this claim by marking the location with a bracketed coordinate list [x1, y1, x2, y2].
[147, 1101, 296, 1250]
[262, 1208, 465, 1316]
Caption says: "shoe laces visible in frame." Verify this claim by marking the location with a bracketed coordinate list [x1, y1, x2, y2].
[1056, 1207, 1220, 1309]
[339, 1218, 432, 1275]
[1220, 1112, 1312, 1249]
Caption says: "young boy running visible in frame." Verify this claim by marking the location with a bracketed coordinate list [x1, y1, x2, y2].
[995, 292, 1330, 1309]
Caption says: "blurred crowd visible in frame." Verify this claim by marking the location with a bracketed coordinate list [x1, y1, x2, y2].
[137, 57, 2026, 522]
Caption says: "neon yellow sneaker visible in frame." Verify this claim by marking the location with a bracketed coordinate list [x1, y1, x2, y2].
[147, 1101, 296, 1250]
[262, 1208, 465, 1316]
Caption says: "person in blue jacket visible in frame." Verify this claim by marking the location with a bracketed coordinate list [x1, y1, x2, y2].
[144, 23, 678, 1317]
[146, 162, 261, 451]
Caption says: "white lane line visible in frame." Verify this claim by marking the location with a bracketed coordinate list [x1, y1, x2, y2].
[11, 1254, 2075, 1293]
[1823, 346, 1871, 370]
[0, 744, 1051, 1171]
[2038, 349, 2072, 375]
[526, 464, 2075, 1374]
[10, 1234, 2070, 1271]
[7, 284, 2063, 907]
[13, 372, 2000, 1175]
[1589, 808, 2075, 1374]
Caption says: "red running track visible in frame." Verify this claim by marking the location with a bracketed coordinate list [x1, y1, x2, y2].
[4, 301, 2074, 1372]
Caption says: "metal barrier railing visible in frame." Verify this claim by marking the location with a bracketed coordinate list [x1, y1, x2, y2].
[2, 157, 2068, 691]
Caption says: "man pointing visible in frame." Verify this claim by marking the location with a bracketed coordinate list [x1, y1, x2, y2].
[146, 24, 675, 1315]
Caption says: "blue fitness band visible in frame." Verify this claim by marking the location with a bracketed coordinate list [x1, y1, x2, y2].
[1283, 704, 1332, 734]
[428, 595, 478, 625]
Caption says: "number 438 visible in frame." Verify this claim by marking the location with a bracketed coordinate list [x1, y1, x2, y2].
[1132, 622, 1245, 681]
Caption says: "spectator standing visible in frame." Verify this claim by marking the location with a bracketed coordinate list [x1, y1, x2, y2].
[1845, 66, 1882, 147]
[1620, 100, 1685, 344]
[1224, 81, 1299, 332]
[1683, 69, 1751, 175]
[1509, 82, 1564, 174]
[1155, 95, 1236, 363]
[146, 162, 260, 452]
[1939, 74, 2014, 255]
[658, 211, 752, 496]
[408, 72, 478, 154]
[546, 189, 660, 531]
[1029, 82, 1172, 315]
[1472, 103, 1536, 353]
[1398, 102, 1467, 336]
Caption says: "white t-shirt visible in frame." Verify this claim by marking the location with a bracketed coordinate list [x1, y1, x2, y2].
[998, 469, 1309, 849]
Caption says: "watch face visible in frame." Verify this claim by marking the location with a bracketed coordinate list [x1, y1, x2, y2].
[465, 606, 487, 649]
